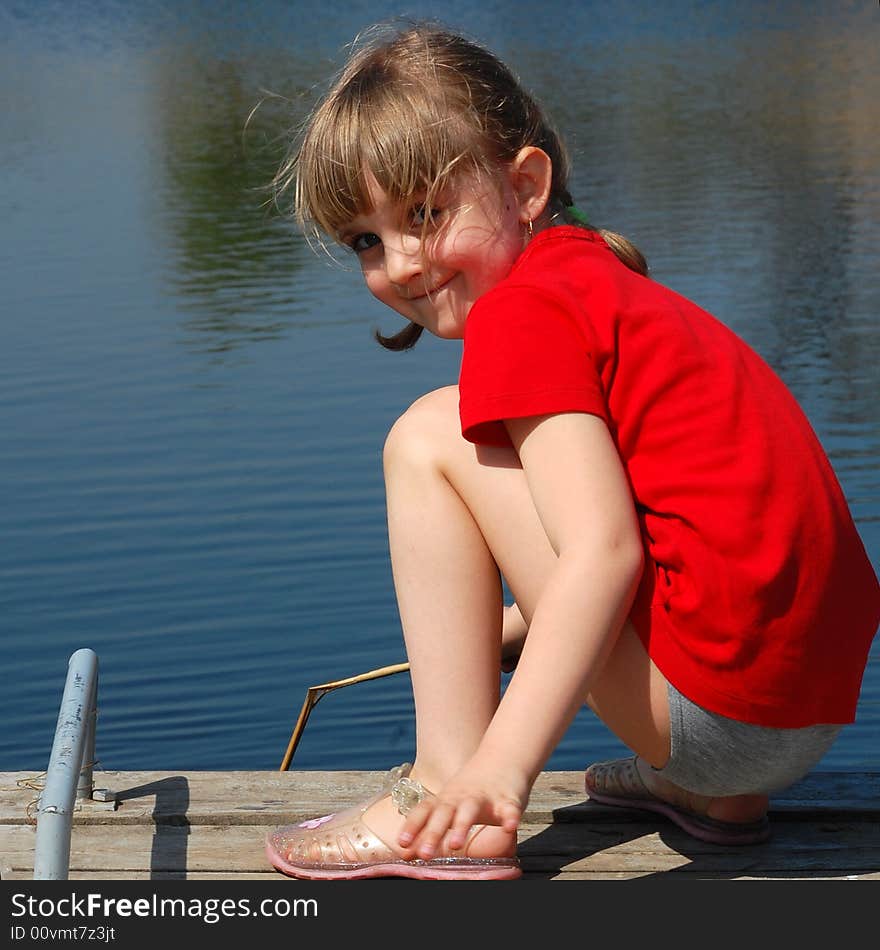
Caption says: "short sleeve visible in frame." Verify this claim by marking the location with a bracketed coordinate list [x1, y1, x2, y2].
[459, 285, 608, 446]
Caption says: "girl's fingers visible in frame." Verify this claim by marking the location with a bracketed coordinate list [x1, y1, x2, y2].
[446, 798, 481, 851]
[398, 799, 432, 849]
[397, 781, 525, 857]
[398, 796, 485, 858]
[497, 799, 522, 832]
[412, 801, 457, 859]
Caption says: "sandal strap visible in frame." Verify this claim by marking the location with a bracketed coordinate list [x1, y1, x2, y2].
[382, 762, 436, 816]
[587, 756, 649, 797]
[391, 775, 429, 815]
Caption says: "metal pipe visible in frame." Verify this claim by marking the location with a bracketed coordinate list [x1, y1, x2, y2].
[76, 663, 97, 802]
[33, 648, 99, 880]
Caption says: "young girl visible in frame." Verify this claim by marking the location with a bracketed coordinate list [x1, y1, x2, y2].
[265, 21, 880, 880]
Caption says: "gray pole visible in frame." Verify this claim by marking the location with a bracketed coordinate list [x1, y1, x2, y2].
[33, 648, 99, 880]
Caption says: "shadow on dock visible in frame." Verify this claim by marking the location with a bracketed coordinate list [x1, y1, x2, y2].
[517, 798, 878, 880]
[116, 776, 190, 880]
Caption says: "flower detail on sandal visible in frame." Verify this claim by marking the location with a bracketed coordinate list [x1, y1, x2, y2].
[390, 776, 426, 815]
[297, 813, 334, 830]
[384, 762, 412, 784]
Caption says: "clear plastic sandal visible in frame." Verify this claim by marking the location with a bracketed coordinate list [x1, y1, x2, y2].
[266, 763, 522, 880]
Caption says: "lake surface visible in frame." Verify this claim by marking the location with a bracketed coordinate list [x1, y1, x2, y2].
[2, 1, 877, 776]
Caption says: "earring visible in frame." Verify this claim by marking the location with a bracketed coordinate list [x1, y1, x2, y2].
[526, 217, 533, 238]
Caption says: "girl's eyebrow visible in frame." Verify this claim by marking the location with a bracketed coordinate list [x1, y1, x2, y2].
[336, 209, 377, 242]
[335, 223, 362, 243]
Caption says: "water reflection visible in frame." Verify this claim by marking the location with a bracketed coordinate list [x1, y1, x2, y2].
[517, 20, 880, 434]
[1, 1, 876, 773]
[153, 52, 314, 352]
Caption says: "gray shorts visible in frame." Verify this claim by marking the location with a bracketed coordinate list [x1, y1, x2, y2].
[653, 683, 844, 796]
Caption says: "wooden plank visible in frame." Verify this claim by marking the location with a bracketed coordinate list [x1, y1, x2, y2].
[4, 817, 878, 878]
[0, 820, 880, 870]
[3, 770, 877, 827]
[3, 770, 878, 882]
[1, 770, 425, 826]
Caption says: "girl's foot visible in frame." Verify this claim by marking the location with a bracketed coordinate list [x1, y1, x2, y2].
[584, 756, 771, 846]
[266, 764, 521, 880]
[358, 777, 518, 858]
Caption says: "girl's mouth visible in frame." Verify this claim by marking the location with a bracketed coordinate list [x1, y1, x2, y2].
[410, 274, 454, 301]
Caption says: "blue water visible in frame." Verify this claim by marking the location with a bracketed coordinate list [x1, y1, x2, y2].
[1, 1, 877, 775]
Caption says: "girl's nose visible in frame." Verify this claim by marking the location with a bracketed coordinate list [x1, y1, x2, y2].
[384, 237, 422, 291]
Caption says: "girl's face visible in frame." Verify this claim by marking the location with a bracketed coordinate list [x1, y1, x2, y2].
[338, 167, 527, 339]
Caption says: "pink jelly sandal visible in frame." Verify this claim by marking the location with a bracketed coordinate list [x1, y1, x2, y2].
[585, 756, 771, 846]
[266, 764, 522, 880]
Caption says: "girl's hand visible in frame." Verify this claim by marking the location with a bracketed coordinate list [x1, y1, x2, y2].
[398, 757, 530, 859]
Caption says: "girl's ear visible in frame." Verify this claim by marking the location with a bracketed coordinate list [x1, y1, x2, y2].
[508, 147, 553, 224]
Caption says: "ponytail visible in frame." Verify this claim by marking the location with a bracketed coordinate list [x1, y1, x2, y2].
[597, 229, 648, 277]
[375, 322, 424, 351]
[560, 198, 648, 278]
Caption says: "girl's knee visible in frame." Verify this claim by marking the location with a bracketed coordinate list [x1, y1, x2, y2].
[383, 385, 461, 470]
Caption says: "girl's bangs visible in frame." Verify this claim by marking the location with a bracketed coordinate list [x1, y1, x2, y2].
[301, 84, 479, 239]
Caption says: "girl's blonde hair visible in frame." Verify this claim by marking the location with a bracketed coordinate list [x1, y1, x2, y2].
[274, 20, 647, 350]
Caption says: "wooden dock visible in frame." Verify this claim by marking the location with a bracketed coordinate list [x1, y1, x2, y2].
[2, 769, 878, 880]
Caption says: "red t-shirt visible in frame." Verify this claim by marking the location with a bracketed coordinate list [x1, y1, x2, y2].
[459, 226, 879, 727]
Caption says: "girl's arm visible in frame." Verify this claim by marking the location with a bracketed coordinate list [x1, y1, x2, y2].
[483, 410, 644, 775]
[399, 411, 644, 856]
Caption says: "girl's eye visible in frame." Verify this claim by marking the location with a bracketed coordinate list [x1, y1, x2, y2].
[350, 232, 381, 255]
[411, 204, 442, 228]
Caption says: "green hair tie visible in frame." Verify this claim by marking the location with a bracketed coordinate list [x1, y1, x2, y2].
[567, 204, 591, 226]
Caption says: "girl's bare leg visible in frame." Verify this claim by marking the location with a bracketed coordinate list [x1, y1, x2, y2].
[383, 394, 507, 791]
[380, 386, 764, 842]
[357, 384, 515, 857]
